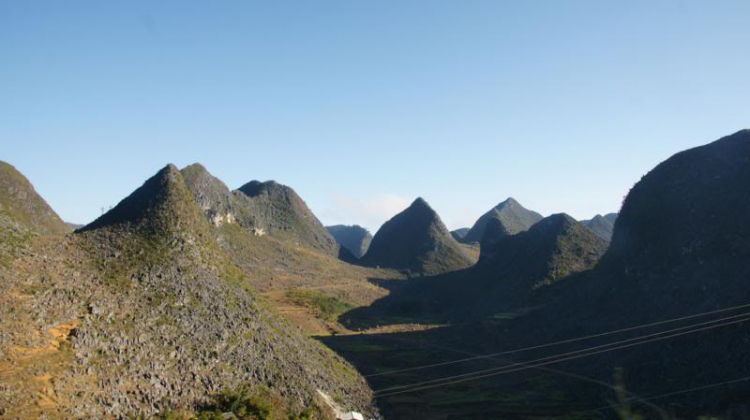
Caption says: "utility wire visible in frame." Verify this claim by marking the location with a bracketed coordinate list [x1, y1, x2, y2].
[375, 311, 750, 394]
[371, 332, 670, 419]
[366, 302, 750, 378]
[589, 374, 750, 414]
[375, 315, 750, 397]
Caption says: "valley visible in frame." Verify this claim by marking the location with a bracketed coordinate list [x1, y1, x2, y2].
[2, 130, 750, 420]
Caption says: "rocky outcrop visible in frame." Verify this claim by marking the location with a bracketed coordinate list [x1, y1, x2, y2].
[234, 180, 339, 256]
[180, 163, 237, 227]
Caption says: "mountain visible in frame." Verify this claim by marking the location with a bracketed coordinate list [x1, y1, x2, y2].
[580, 213, 617, 241]
[234, 180, 339, 256]
[327, 225, 372, 259]
[1, 164, 377, 419]
[590, 129, 750, 319]
[461, 198, 543, 244]
[450, 227, 470, 241]
[179, 164, 340, 258]
[478, 213, 607, 288]
[361, 198, 473, 275]
[0, 160, 69, 236]
[459, 213, 607, 317]
[332, 131, 750, 420]
[81, 164, 210, 236]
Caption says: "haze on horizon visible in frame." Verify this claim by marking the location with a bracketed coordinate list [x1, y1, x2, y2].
[2, 1, 749, 232]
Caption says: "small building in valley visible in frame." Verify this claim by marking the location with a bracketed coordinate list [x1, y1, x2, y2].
[338, 413, 364, 420]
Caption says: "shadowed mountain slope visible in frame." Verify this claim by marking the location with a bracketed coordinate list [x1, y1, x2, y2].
[327, 225, 372, 259]
[1, 164, 378, 419]
[0, 161, 69, 236]
[333, 131, 750, 420]
[461, 198, 543, 244]
[361, 198, 474, 275]
[585, 129, 750, 320]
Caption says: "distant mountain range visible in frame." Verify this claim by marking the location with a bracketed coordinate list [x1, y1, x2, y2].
[450, 227, 470, 241]
[361, 198, 474, 275]
[327, 225, 372, 259]
[461, 197, 543, 244]
[580, 213, 618, 241]
[346, 212, 607, 324]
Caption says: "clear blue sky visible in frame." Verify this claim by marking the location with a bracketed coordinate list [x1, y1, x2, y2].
[2, 1, 749, 232]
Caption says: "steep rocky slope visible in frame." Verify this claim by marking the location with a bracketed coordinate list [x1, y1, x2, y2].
[327, 225, 372, 259]
[181, 164, 339, 258]
[580, 213, 617, 241]
[180, 163, 238, 227]
[361, 198, 474, 275]
[0, 161, 69, 236]
[461, 198, 542, 244]
[0, 164, 377, 419]
[0, 161, 69, 267]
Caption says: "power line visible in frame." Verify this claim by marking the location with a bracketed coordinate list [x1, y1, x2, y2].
[590, 374, 750, 414]
[370, 332, 670, 419]
[366, 302, 750, 378]
[375, 311, 750, 394]
[375, 315, 750, 397]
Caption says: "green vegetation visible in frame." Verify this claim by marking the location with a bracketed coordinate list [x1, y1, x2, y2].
[286, 289, 354, 322]
[153, 386, 331, 420]
[0, 214, 34, 268]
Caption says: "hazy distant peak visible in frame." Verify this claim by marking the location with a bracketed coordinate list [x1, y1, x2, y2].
[463, 197, 543, 244]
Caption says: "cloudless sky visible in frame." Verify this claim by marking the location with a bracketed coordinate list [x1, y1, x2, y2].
[2, 1, 749, 232]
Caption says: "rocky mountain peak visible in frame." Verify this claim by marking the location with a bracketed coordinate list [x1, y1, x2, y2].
[80, 164, 209, 239]
[362, 197, 473, 275]
[463, 197, 543, 244]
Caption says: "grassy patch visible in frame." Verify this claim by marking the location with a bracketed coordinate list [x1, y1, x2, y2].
[286, 289, 354, 322]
